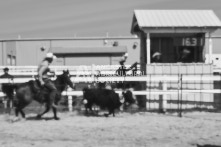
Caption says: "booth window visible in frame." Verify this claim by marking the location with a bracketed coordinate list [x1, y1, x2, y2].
[150, 33, 204, 63]
[175, 36, 204, 63]
[7, 55, 16, 65]
[12, 56, 16, 65]
[7, 55, 11, 65]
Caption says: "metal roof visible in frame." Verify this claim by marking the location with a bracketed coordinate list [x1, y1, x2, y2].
[51, 46, 127, 55]
[0, 36, 138, 42]
[132, 10, 221, 29]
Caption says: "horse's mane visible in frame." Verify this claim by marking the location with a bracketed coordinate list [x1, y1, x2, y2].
[54, 74, 67, 92]
[54, 74, 64, 84]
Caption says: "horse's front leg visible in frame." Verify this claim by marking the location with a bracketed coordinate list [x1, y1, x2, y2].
[36, 104, 50, 119]
[19, 109, 26, 118]
[15, 107, 19, 117]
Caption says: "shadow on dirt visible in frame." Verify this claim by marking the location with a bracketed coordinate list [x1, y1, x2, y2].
[197, 144, 221, 147]
[26, 116, 56, 121]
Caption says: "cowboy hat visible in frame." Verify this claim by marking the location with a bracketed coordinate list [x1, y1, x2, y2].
[183, 49, 190, 54]
[46, 52, 57, 59]
[152, 52, 161, 58]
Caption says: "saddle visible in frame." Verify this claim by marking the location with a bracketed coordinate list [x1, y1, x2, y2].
[28, 80, 50, 103]
[28, 80, 42, 93]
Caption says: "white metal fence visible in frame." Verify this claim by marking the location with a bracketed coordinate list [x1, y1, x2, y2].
[0, 66, 221, 113]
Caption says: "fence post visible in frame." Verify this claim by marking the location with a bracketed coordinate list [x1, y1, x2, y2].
[91, 64, 95, 77]
[67, 87, 73, 112]
[177, 74, 180, 116]
[148, 74, 151, 110]
[178, 74, 183, 117]
[162, 77, 168, 112]
[3, 98, 7, 109]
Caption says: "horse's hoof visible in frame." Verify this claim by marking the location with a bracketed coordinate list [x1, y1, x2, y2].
[104, 114, 109, 117]
[36, 114, 41, 119]
[20, 118, 26, 122]
[11, 117, 20, 123]
[54, 117, 60, 120]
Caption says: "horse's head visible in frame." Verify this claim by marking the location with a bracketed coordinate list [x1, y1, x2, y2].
[59, 70, 75, 89]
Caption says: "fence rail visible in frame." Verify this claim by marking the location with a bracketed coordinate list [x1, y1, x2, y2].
[1, 67, 221, 114]
[0, 65, 140, 77]
[0, 75, 221, 83]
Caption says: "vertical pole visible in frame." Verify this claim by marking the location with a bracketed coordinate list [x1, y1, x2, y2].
[3, 97, 7, 109]
[146, 33, 151, 64]
[91, 64, 95, 84]
[179, 74, 183, 117]
[200, 74, 203, 110]
[148, 74, 151, 110]
[177, 74, 180, 116]
[63, 56, 66, 66]
[162, 78, 167, 112]
[110, 56, 112, 65]
[36, 45, 38, 65]
[2, 42, 4, 65]
[146, 33, 151, 110]
[208, 32, 213, 64]
[67, 87, 73, 112]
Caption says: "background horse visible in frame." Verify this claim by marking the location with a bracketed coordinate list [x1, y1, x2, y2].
[15, 70, 74, 120]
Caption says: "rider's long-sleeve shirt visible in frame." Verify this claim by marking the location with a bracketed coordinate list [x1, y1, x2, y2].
[37, 60, 50, 82]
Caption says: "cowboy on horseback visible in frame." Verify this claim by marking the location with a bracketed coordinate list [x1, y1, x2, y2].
[37, 52, 58, 107]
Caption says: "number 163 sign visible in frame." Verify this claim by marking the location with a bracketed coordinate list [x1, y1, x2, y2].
[182, 37, 204, 46]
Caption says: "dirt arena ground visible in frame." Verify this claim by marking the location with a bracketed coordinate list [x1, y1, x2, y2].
[0, 111, 221, 147]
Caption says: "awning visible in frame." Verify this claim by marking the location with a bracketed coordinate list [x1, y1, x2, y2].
[51, 46, 127, 56]
[131, 10, 221, 34]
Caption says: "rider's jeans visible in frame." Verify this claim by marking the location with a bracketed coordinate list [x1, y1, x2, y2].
[43, 78, 57, 104]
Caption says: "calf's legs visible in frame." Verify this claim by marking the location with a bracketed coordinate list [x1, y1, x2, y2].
[104, 108, 115, 117]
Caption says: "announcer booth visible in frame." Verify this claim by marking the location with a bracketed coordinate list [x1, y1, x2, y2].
[131, 10, 221, 110]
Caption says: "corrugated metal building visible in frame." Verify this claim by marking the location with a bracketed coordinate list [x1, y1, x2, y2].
[0, 37, 140, 66]
[1, 35, 221, 67]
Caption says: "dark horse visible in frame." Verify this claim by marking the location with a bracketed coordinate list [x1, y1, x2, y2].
[14, 70, 74, 120]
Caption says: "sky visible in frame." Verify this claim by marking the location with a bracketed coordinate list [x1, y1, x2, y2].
[0, 0, 221, 39]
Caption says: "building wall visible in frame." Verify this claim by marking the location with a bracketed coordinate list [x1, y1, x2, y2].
[1, 36, 220, 66]
[6, 42, 16, 56]
[205, 37, 221, 54]
[16, 41, 51, 65]
[50, 39, 112, 66]
[13, 38, 140, 66]
[50, 39, 140, 65]
[64, 56, 111, 65]
[204, 37, 221, 65]
[0, 42, 7, 66]
[0, 42, 3, 65]
[5, 42, 16, 65]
